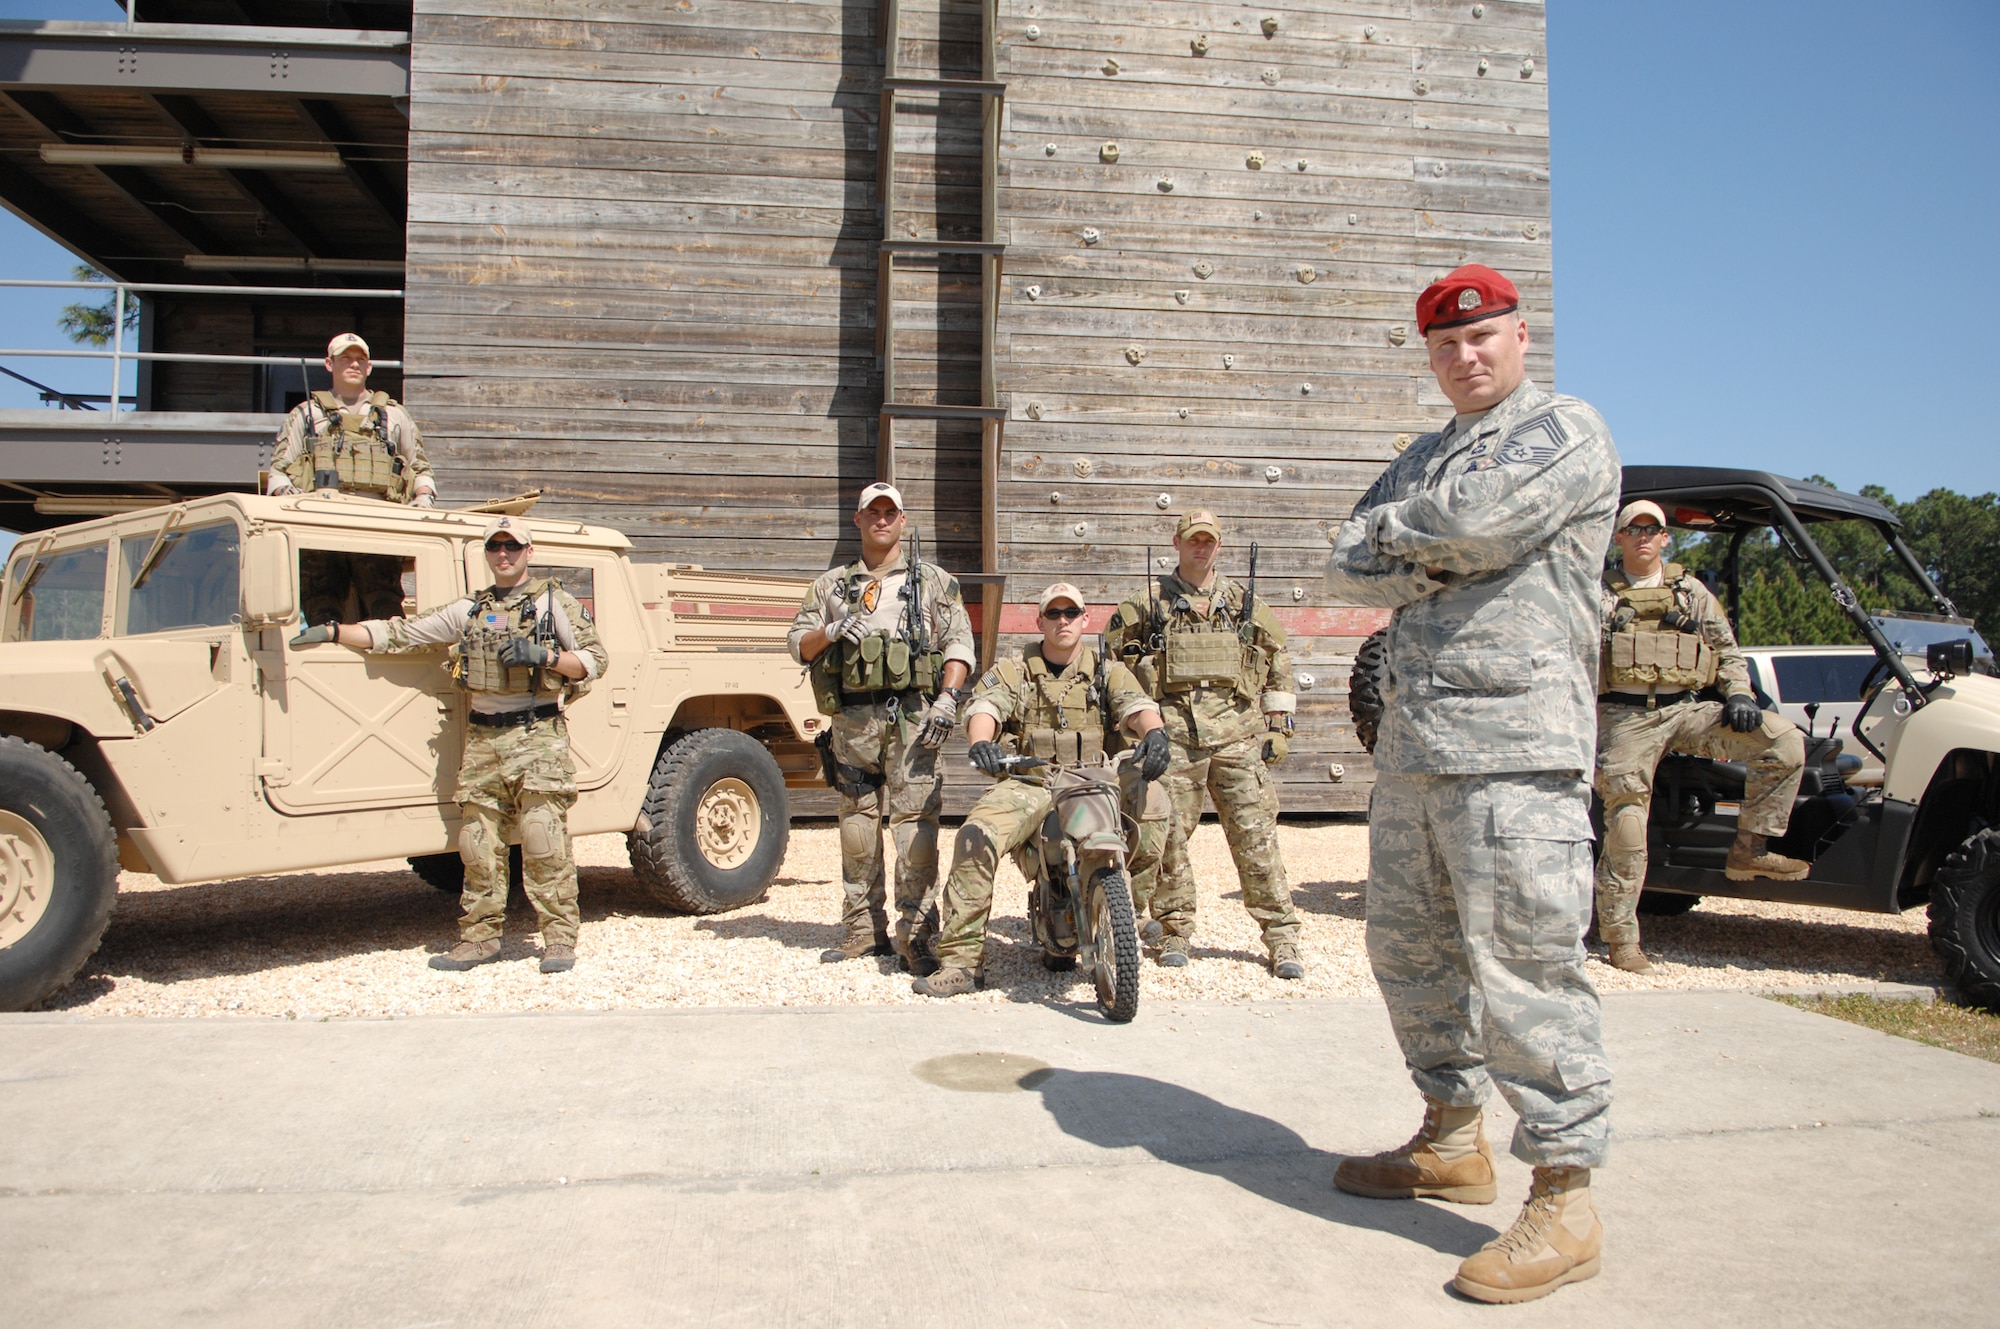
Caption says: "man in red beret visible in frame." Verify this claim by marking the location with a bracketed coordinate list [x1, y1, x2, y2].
[1326, 263, 1619, 1304]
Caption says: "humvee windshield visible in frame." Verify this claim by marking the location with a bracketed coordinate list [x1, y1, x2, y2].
[6, 542, 109, 642]
[116, 522, 240, 635]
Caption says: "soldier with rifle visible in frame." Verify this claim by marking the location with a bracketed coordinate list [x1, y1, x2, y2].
[1104, 511, 1305, 976]
[789, 482, 976, 971]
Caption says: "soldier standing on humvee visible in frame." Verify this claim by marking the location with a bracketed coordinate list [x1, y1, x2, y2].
[789, 482, 975, 972]
[1595, 499, 1806, 974]
[914, 582, 1173, 998]
[290, 516, 607, 974]
[267, 333, 438, 622]
[1105, 511, 1304, 977]
[1325, 263, 1616, 1304]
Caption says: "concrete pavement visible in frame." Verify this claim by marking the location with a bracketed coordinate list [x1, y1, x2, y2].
[3, 990, 1996, 1327]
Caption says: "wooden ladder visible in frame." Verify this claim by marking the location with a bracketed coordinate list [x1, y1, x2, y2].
[876, 0, 1006, 668]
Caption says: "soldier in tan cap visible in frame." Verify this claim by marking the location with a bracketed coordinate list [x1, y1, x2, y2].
[1105, 510, 1305, 976]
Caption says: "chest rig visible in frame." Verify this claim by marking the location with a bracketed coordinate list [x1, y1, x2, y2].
[1013, 646, 1111, 765]
[808, 562, 946, 715]
[1602, 563, 1719, 691]
[1139, 582, 1261, 703]
[452, 579, 562, 697]
[285, 391, 409, 502]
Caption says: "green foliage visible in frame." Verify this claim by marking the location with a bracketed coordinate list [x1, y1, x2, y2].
[1663, 476, 1999, 646]
[56, 265, 139, 348]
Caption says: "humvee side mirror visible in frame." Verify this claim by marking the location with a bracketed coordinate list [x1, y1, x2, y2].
[240, 529, 297, 625]
[1927, 638, 1974, 679]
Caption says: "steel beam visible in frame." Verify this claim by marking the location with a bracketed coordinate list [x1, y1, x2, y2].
[149, 94, 337, 260]
[0, 22, 409, 101]
[0, 409, 279, 485]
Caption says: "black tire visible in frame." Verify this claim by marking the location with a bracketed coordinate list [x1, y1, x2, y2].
[1349, 627, 1388, 755]
[408, 846, 522, 894]
[628, 728, 790, 913]
[1637, 890, 1700, 917]
[1087, 867, 1141, 1024]
[1930, 828, 2000, 1013]
[0, 736, 119, 1011]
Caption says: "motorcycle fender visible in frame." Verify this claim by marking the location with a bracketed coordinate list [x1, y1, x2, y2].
[1075, 831, 1126, 855]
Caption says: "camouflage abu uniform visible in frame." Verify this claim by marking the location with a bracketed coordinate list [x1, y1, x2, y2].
[1106, 571, 1300, 953]
[789, 553, 975, 946]
[1594, 564, 1804, 946]
[361, 577, 608, 947]
[934, 642, 1168, 972]
[1325, 378, 1619, 1169]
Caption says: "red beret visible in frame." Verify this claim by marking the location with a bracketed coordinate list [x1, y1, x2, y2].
[1416, 264, 1520, 335]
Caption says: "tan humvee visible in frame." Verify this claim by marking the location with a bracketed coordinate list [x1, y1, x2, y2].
[0, 493, 826, 1010]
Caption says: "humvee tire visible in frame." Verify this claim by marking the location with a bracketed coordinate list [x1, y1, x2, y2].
[629, 728, 789, 914]
[1349, 626, 1388, 755]
[0, 736, 118, 1011]
[1930, 828, 2000, 1012]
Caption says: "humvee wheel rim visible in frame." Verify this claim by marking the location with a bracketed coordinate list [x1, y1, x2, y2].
[0, 811, 56, 950]
[694, 778, 761, 871]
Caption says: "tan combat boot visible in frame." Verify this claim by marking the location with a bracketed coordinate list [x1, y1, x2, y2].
[539, 943, 576, 974]
[1454, 1165, 1603, 1304]
[1606, 942, 1655, 974]
[1270, 941, 1306, 981]
[912, 966, 982, 998]
[892, 919, 941, 978]
[1725, 832, 1809, 882]
[1333, 1096, 1497, 1203]
[428, 939, 501, 971]
[819, 922, 890, 964]
[1158, 936, 1191, 968]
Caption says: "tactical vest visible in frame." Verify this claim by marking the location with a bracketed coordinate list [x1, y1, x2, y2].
[1601, 563, 1720, 691]
[809, 563, 945, 713]
[452, 579, 564, 698]
[284, 391, 409, 502]
[1143, 586, 1262, 703]
[1013, 647, 1109, 765]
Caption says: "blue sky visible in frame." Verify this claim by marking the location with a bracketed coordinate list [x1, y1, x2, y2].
[0, 0, 1993, 545]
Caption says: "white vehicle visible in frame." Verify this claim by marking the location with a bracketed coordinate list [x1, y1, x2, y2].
[1739, 645, 1882, 779]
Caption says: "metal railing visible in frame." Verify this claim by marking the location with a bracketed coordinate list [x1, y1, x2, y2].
[0, 278, 404, 414]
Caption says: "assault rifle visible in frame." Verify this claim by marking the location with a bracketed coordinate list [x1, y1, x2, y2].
[905, 519, 930, 662]
[528, 574, 562, 728]
[1240, 541, 1260, 644]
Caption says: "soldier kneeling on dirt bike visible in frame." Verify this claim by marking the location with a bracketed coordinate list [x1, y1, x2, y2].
[915, 583, 1173, 1019]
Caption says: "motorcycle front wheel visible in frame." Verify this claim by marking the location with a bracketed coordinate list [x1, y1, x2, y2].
[1086, 867, 1141, 1023]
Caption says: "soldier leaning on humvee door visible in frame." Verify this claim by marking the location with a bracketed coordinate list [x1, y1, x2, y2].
[789, 482, 975, 973]
[1104, 510, 1305, 977]
[290, 516, 607, 975]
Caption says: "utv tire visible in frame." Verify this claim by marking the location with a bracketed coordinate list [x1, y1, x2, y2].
[1637, 890, 1700, 917]
[629, 728, 790, 913]
[0, 736, 118, 1011]
[1930, 828, 2000, 1013]
[409, 847, 522, 895]
[1087, 867, 1141, 1024]
[1349, 627, 1388, 755]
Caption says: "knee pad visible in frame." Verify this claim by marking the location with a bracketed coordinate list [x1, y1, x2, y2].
[953, 822, 994, 864]
[458, 820, 487, 859]
[839, 813, 879, 860]
[1608, 803, 1647, 854]
[520, 803, 563, 860]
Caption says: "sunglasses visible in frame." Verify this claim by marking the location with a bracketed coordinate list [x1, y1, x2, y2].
[1041, 605, 1086, 622]
[484, 539, 526, 554]
[1619, 524, 1668, 538]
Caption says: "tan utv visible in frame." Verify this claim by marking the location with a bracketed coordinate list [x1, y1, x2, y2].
[0, 492, 827, 1010]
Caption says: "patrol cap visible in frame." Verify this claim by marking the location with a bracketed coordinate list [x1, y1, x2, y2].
[481, 515, 534, 548]
[1175, 510, 1221, 541]
[1036, 582, 1086, 613]
[855, 481, 904, 513]
[326, 332, 370, 359]
[1617, 500, 1668, 531]
[1416, 264, 1520, 335]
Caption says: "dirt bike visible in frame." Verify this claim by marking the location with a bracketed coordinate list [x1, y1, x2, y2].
[993, 752, 1143, 1023]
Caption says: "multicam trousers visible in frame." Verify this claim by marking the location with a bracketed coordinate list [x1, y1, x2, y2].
[934, 766, 1169, 972]
[830, 699, 943, 939]
[1150, 733, 1300, 949]
[1594, 698, 1805, 945]
[455, 716, 579, 946]
[1367, 769, 1613, 1169]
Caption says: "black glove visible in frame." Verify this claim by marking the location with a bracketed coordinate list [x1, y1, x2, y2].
[968, 739, 1007, 776]
[1722, 693, 1762, 733]
[1135, 726, 1171, 782]
[498, 636, 557, 670]
[289, 622, 337, 650]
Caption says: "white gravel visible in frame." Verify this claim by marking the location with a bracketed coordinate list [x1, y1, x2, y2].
[39, 822, 1940, 1019]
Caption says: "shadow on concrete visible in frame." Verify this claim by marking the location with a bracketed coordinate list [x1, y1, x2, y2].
[1022, 1068, 1496, 1257]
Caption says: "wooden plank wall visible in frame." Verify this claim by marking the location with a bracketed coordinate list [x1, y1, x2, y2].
[402, 0, 1553, 812]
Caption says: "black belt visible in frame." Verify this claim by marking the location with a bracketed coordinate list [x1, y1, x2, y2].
[469, 702, 563, 728]
[1600, 690, 1695, 709]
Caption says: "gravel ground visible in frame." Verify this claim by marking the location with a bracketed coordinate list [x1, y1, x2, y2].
[41, 821, 1944, 1019]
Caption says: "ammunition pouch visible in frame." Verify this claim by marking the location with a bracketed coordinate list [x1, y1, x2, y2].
[808, 658, 844, 716]
[835, 630, 942, 701]
[285, 391, 409, 502]
[815, 731, 883, 799]
[1024, 725, 1106, 766]
[1604, 629, 1718, 691]
[1159, 624, 1257, 700]
[452, 580, 565, 699]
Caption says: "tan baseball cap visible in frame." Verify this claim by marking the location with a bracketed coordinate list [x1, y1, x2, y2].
[856, 481, 904, 512]
[326, 333, 370, 359]
[1036, 582, 1086, 614]
[1176, 510, 1221, 540]
[481, 515, 534, 547]
[1617, 500, 1668, 530]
